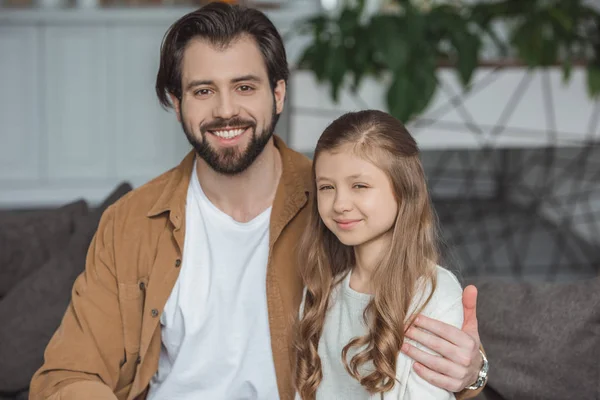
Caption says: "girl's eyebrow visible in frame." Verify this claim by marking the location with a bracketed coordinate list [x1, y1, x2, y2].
[346, 173, 366, 179]
[316, 173, 368, 182]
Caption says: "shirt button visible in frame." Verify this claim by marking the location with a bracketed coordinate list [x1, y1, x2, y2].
[138, 282, 145, 291]
[151, 309, 159, 317]
[175, 259, 181, 268]
[136, 355, 142, 364]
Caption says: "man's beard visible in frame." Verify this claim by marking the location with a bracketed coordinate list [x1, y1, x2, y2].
[180, 103, 279, 176]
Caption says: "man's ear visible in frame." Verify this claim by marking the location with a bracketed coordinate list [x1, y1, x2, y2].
[169, 93, 182, 122]
[273, 79, 286, 115]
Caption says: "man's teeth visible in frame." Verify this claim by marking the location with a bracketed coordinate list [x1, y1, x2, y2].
[212, 128, 246, 139]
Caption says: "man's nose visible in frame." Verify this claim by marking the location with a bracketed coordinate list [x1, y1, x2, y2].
[213, 92, 239, 119]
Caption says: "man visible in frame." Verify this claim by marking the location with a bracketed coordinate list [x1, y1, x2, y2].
[30, 3, 487, 399]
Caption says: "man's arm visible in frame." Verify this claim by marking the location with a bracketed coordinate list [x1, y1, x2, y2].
[401, 285, 485, 399]
[30, 206, 124, 400]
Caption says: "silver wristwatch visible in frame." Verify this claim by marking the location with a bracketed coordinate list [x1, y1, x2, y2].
[465, 349, 488, 390]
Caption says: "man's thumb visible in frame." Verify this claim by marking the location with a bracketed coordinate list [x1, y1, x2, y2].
[462, 285, 478, 334]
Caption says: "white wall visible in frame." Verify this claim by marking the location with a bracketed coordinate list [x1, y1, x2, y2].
[0, 7, 310, 208]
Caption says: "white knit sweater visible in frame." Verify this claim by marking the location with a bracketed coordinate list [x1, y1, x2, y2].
[297, 266, 463, 400]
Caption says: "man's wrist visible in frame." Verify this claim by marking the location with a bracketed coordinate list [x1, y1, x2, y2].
[465, 349, 488, 390]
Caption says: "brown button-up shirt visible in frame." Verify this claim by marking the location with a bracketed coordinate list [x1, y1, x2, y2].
[30, 136, 482, 400]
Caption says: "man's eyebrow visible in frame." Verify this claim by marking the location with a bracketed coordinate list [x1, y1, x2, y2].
[186, 80, 213, 90]
[231, 74, 262, 84]
[185, 75, 263, 91]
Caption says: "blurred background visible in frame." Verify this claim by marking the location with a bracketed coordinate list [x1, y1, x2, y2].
[2, 0, 599, 282]
[1, 1, 600, 399]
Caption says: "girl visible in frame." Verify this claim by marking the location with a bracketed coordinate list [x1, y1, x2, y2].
[294, 110, 464, 399]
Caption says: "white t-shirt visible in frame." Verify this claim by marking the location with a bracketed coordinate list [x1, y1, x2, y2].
[147, 162, 279, 399]
[299, 266, 463, 400]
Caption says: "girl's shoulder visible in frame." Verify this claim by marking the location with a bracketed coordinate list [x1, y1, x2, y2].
[410, 265, 463, 320]
[433, 265, 463, 299]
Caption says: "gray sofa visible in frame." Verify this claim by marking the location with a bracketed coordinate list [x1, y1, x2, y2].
[0, 183, 132, 400]
[0, 184, 598, 400]
[469, 276, 600, 400]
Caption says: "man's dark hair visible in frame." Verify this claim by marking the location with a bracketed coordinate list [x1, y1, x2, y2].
[155, 2, 289, 109]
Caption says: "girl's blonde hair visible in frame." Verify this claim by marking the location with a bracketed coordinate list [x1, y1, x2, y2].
[294, 110, 439, 399]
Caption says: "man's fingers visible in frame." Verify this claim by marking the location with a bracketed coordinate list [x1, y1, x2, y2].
[463, 285, 478, 311]
[411, 361, 466, 393]
[405, 325, 472, 367]
[462, 285, 478, 334]
[411, 315, 476, 350]
[400, 343, 470, 380]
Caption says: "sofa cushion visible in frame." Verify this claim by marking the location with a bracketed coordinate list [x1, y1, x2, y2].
[0, 390, 28, 400]
[468, 277, 600, 400]
[0, 200, 88, 298]
[0, 183, 132, 393]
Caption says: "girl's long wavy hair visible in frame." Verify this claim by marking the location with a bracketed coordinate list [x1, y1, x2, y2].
[294, 110, 439, 399]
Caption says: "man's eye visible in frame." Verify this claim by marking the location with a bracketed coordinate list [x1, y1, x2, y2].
[195, 89, 211, 96]
[238, 85, 254, 92]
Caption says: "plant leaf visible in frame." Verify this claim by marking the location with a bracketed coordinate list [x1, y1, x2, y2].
[369, 15, 409, 71]
[587, 64, 600, 98]
[338, 7, 359, 37]
[326, 44, 347, 102]
[387, 73, 411, 122]
[562, 58, 572, 82]
[412, 59, 438, 120]
[387, 59, 437, 123]
[451, 30, 480, 87]
[349, 26, 372, 91]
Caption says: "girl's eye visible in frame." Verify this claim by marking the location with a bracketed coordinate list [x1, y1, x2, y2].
[353, 184, 368, 189]
[318, 185, 334, 191]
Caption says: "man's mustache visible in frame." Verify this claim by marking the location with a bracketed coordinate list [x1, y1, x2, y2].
[201, 117, 256, 133]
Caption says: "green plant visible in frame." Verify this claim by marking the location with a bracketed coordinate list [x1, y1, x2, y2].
[293, 0, 600, 123]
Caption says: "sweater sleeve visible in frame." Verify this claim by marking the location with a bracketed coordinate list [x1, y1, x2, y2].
[401, 296, 463, 399]
[396, 267, 464, 400]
